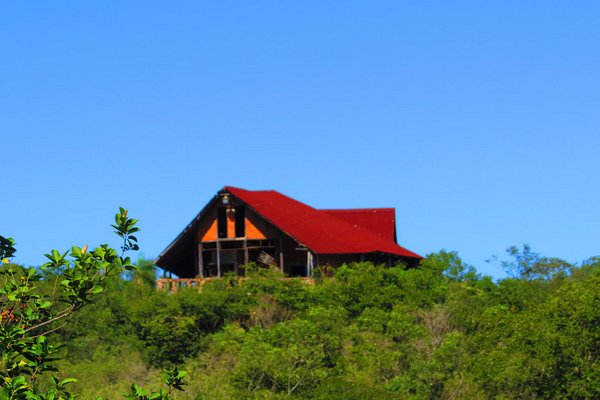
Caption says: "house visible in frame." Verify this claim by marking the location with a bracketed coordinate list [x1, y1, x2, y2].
[154, 186, 422, 278]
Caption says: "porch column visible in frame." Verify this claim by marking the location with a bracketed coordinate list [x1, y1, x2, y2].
[216, 240, 222, 277]
[279, 239, 285, 273]
[197, 243, 204, 277]
[306, 251, 314, 277]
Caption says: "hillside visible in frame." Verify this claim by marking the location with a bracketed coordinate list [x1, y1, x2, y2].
[46, 252, 599, 399]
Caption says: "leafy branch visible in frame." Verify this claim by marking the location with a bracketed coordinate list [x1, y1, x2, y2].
[0, 208, 143, 399]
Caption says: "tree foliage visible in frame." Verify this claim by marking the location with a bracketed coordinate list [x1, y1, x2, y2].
[0, 210, 186, 399]
[2, 228, 598, 399]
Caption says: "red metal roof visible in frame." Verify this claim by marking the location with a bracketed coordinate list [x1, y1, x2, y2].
[323, 209, 396, 242]
[225, 186, 422, 259]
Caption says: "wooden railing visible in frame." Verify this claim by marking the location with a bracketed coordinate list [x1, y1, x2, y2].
[156, 277, 314, 292]
[155, 278, 215, 292]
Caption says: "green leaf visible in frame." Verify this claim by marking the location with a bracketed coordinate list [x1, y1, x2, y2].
[59, 377, 77, 386]
[91, 286, 103, 294]
[39, 301, 53, 309]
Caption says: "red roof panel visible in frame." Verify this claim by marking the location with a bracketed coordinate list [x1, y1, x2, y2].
[323, 209, 396, 242]
[225, 186, 422, 259]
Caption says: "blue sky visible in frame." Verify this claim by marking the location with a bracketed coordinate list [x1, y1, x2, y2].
[2, 2, 599, 278]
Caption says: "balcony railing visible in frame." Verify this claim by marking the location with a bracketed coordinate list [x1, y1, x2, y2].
[156, 277, 314, 292]
[155, 278, 215, 292]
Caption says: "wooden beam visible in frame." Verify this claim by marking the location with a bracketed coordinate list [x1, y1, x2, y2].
[307, 251, 314, 277]
[216, 240, 221, 277]
[197, 243, 204, 277]
[279, 239, 284, 274]
[244, 239, 249, 265]
[234, 250, 239, 276]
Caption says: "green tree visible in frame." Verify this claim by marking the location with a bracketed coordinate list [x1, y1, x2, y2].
[0, 209, 187, 399]
[500, 244, 572, 281]
[0, 208, 139, 398]
[231, 306, 345, 397]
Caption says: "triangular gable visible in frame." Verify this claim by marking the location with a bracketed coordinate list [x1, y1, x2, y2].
[200, 220, 218, 242]
[199, 217, 266, 241]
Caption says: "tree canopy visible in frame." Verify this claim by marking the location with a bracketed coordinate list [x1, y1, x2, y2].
[2, 218, 598, 398]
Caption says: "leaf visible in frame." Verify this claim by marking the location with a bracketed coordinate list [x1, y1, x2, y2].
[91, 286, 103, 294]
[11, 375, 26, 386]
[71, 246, 82, 257]
[39, 301, 53, 309]
[59, 377, 77, 386]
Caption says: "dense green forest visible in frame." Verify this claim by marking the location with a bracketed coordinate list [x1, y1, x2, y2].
[1, 214, 599, 399]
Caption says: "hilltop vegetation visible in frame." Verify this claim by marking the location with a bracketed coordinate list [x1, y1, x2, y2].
[25, 254, 600, 398]
[2, 215, 598, 399]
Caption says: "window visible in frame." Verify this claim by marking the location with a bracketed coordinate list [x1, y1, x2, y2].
[218, 206, 246, 238]
[217, 208, 227, 238]
[235, 206, 245, 237]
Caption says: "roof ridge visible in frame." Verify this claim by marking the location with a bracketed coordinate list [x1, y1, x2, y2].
[321, 208, 395, 212]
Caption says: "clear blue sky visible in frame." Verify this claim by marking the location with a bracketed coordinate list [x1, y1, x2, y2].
[2, 2, 599, 278]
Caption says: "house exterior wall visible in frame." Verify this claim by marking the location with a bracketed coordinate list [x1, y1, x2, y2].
[192, 204, 313, 278]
